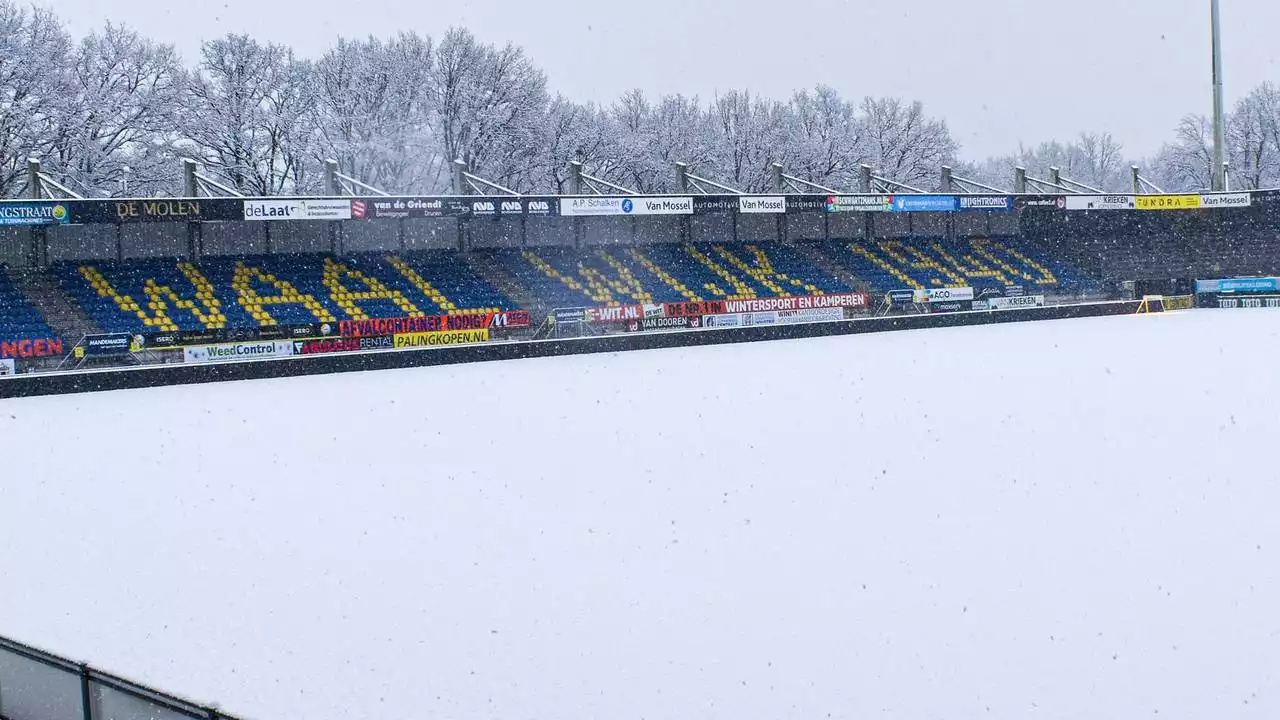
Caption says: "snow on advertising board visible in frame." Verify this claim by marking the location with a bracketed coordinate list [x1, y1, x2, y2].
[559, 197, 694, 217]
[184, 341, 294, 364]
[244, 199, 353, 220]
[0, 358, 14, 376]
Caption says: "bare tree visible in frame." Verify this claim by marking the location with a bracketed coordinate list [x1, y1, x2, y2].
[539, 97, 618, 193]
[1069, 132, 1126, 190]
[1226, 83, 1280, 190]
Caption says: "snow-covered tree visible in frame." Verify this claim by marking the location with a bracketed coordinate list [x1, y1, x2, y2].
[313, 32, 438, 193]
[0, 1, 72, 197]
[428, 27, 548, 192]
[46, 23, 183, 196]
[181, 34, 317, 195]
[860, 97, 956, 188]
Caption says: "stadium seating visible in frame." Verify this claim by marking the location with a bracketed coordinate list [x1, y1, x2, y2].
[0, 271, 57, 344]
[56, 252, 516, 334]
[492, 243, 856, 308]
[10, 240, 1105, 340]
[815, 238, 1100, 295]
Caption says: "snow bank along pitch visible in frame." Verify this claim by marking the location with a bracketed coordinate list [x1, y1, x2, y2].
[2, 310, 1278, 719]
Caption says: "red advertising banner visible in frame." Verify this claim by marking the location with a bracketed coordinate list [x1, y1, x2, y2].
[341, 312, 515, 338]
[662, 300, 729, 318]
[583, 305, 643, 323]
[720, 293, 869, 314]
[1, 337, 64, 359]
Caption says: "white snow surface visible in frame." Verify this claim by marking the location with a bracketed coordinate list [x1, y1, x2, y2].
[2, 310, 1279, 719]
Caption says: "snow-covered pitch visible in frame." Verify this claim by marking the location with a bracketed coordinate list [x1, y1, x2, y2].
[2, 310, 1278, 719]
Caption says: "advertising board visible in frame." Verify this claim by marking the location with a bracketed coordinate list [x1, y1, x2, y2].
[1199, 193, 1252, 209]
[339, 314, 492, 338]
[914, 287, 975, 302]
[826, 195, 893, 213]
[957, 196, 1013, 212]
[1217, 296, 1280, 309]
[1195, 277, 1280, 294]
[553, 308, 588, 324]
[892, 195, 958, 213]
[0, 202, 70, 227]
[184, 341, 294, 364]
[352, 197, 469, 220]
[720, 293, 868, 314]
[1135, 195, 1201, 211]
[244, 199, 352, 221]
[0, 358, 14, 376]
[662, 300, 729, 318]
[738, 196, 786, 214]
[1064, 195, 1136, 211]
[988, 295, 1045, 310]
[584, 305, 643, 323]
[0, 338, 64, 359]
[887, 289, 917, 305]
[559, 197, 694, 217]
[82, 334, 140, 357]
[392, 329, 490, 348]
[928, 301, 974, 314]
[625, 316, 704, 332]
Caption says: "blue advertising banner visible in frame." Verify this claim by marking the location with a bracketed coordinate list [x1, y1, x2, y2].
[0, 202, 70, 227]
[892, 195, 959, 213]
[957, 196, 1013, 212]
[1196, 277, 1280, 294]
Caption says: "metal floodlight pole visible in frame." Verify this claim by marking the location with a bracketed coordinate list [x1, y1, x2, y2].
[1211, 0, 1227, 191]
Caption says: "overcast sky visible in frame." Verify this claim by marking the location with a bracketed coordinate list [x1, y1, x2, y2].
[38, 0, 1280, 161]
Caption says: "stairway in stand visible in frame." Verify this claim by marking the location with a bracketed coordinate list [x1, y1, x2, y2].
[465, 252, 546, 319]
[790, 242, 874, 294]
[7, 267, 100, 340]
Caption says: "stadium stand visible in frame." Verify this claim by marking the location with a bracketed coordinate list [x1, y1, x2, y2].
[55, 252, 516, 334]
[813, 238, 1100, 295]
[7, 239, 1105, 341]
[0, 269, 59, 345]
[493, 243, 856, 308]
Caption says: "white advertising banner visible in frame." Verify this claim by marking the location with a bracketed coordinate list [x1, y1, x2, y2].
[184, 341, 295, 364]
[244, 199, 353, 221]
[1064, 195, 1137, 211]
[0, 358, 15, 376]
[988, 295, 1046, 310]
[914, 287, 975, 303]
[559, 197, 694, 217]
[1199, 192, 1252, 209]
[738, 196, 786, 214]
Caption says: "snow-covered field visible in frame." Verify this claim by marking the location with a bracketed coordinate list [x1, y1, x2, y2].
[2, 310, 1279, 719]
